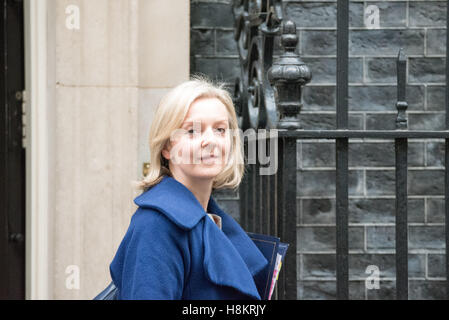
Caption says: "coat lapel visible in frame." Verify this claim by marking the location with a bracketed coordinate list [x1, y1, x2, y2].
[204, 197, 268, 300]
[202, 217, 263, 299]
[206, 197, 268, 277]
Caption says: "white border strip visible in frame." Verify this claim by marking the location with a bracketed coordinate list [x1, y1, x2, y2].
[24, 0, 49, 300]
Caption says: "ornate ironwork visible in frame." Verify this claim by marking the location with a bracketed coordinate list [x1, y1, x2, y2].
[233, 0, 299, 130]
[232, 0, 449, 301]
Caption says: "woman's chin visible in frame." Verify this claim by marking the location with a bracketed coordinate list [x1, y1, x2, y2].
[191, 165, 223, 178]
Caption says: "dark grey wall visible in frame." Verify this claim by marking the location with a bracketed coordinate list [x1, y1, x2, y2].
[192, 0, 447, 300]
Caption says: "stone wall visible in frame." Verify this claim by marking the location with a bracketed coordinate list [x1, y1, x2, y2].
[44, 0, 189, 299]
[191, 0, 447, 299]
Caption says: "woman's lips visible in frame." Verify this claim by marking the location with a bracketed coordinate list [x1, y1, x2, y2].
[201, 155, 218, 163]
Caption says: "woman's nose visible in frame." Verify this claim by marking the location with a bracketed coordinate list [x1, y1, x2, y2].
[201, 127, 217, 147]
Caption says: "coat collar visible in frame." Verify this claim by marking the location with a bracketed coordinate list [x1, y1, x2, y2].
[134, 175, 206, 230]
[134, 175, 268, 299]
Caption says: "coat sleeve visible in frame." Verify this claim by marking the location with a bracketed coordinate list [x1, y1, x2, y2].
[116, 210, 190, 300]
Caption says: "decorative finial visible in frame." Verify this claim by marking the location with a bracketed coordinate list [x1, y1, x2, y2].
[268, 20, 312, 129]
[396, 48, 408, 129]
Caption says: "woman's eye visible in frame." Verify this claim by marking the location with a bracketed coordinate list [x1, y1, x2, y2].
[186, 128, 199, 135]
[186, 128, 226, 133]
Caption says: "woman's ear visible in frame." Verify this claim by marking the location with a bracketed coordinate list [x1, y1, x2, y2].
[161, 142, 171, 160]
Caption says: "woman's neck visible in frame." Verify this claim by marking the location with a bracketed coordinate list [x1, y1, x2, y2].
[171, 172, 213, 213]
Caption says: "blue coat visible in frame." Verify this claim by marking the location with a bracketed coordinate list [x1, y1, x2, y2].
[109, 175, 268, 300]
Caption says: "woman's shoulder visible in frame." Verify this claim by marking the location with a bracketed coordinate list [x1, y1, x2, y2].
[130, 207, 184, 233]
[117, 208, 191, 255]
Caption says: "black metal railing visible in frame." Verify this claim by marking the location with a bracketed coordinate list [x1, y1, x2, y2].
[232, 0, 449, 300]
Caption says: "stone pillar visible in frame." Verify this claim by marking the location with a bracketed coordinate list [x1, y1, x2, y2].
[44, 0, 189, 299]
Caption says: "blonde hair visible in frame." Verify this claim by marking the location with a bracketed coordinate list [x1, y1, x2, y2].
[134, 75, 244, 191]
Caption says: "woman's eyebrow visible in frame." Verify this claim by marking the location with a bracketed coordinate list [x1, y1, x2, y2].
[182, 119, 228, 125]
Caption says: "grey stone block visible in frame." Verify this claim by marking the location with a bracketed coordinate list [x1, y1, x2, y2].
[427, 254, 446, 278]
[407, 141, 424, 168]
[409, 142, 426, 167]
[349, 1, 364, 28]
[301, 198, 424, 225]
[298, 111, 363, 130]
[350, 142, 396, 167]
[301, 198, 335, 224]
[367, 111, 444, 131]
[301, 254, 336, 279]
[297, 226, 364, 251]
[409, 254, 427, 278]
[303, 86, 336, 111]
[216, 30, 238, 55]
[409, 1, 447, 28]
[427, 198, 444, 223]
[192, 57, 240, 82]
[301, 30, 337, 55]
[298, 280, 365, 300]
[298, 140, 422, 170]
[409, 170, 444, 196]
[409, 112, 445, 131]
[409, 58, 445, 83]
[366, 170, 395, 196]
[372, 1, 407, 28]
[426, 140, 445, 167]
[349, 253, 425, 278]
[366, 280, 395, 300]
[348, 198, 424, 224]
[348, 142, 424, 167]
[191, 2, 234, 28]
[298, 280, 337, 300]
[302, 57, 363, 84]
[366, 226, 395, 250]
[348, 85, 424, 112]
[409, 225, 445, 250]
[297, 170, 364, 197]
[427, 29, 446, 56]
[285, 2, 336, 28]
[369, 281, 447, 301]
[191, 29, 215, 55]
[409, 280, 446, 300]
[365, 58, 396, 83]
[406, 85, 425, 111]
[300, 253, 424, 282]
[427, 86, 445, 111]
[350, 29, 424, 56]
[349, 253, 397, 279]
[285, 1, 364, 28]
[366, 113, 397, 130]
[300, 141, 335, 168]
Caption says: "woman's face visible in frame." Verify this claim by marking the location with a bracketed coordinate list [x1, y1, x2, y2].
[162, 97, 232, 183]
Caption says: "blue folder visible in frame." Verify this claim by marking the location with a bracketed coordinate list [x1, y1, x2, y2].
[247, 232, 289, 300]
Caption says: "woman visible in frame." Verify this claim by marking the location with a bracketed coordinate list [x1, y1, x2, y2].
[109, 76, 268, 300]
